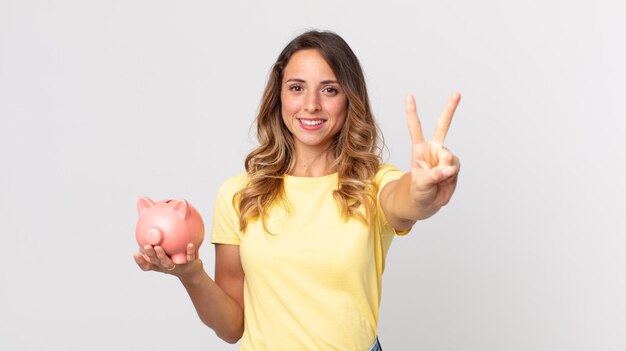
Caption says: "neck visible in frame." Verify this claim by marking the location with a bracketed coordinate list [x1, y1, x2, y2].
[289, 145, 336, 177]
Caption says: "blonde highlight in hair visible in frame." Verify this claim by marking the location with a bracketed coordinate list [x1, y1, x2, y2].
[236, 30, 383, 231]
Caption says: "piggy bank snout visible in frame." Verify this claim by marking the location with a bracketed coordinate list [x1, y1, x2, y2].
[144, 227, 163, 245]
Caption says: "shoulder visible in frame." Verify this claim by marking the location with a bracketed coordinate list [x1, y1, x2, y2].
[217, 172, 250, 197]
[374, 163, 404, 187]
[213, 172, 249, 217]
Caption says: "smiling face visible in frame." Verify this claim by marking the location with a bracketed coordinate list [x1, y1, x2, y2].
[281, 49, 347, 155]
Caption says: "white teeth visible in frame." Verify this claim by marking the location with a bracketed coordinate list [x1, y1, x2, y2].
[300, 119, 323, 126]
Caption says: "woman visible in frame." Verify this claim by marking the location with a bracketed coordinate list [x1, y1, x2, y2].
[134, 30, 461, 350]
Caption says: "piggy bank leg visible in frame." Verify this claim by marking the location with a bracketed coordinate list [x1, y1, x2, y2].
[171, 253, 187, 265]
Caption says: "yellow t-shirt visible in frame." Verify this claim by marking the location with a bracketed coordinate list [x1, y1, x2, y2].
[211, 164, 409, 351]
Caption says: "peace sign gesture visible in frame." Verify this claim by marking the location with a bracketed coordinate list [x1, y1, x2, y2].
[405, 92, 461, 213]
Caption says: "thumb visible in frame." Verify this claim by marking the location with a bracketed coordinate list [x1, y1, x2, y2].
[415, 165, 450, 188]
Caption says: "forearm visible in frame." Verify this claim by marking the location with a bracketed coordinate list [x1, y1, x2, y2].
[383, 173, 441, 230]
[178, 262, 244, 343]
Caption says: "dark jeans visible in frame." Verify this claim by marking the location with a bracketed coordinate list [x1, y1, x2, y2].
[369, 337, 382, 351]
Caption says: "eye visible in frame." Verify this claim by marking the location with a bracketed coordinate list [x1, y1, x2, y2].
[323, 87, 339, 95]
[289, 85, 303, 92]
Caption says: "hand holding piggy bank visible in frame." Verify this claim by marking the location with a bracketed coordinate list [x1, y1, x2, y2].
[135, 196, 205, 265]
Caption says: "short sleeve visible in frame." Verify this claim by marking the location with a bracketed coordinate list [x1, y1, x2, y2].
[211, 173, 248, 245]
[375, 163, 411, 236]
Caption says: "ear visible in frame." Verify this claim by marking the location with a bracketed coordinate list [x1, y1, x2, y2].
[137, 196, 156, 215]
[171, 199, 189, 219]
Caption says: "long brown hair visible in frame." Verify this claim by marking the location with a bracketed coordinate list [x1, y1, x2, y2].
[236, 30, 383, 231]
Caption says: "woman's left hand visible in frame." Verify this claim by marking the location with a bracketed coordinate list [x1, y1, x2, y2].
[405, 92, 461, 213]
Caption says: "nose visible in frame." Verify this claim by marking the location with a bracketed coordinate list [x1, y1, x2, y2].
[304, 91, 321, 112]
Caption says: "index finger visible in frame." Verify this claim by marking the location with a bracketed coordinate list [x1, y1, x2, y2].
[405, 94, 425, 144]
[433, 92, 461, 145]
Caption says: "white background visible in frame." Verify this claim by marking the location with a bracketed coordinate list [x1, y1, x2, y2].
[1, 0, 625, 350]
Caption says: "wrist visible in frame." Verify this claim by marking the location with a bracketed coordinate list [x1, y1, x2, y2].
[177, 259, 207, 286]
[415, 203, 440, 220]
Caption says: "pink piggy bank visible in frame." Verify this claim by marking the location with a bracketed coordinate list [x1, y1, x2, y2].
[136, 196, 205, 265]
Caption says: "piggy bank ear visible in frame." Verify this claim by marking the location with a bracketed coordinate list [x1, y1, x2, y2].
[137, 196, 156, 215]
[171, 199, 189, 219]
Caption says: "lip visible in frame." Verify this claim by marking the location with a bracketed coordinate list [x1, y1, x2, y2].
[296, 117, 326, 130]
[297, 116, 327, 121]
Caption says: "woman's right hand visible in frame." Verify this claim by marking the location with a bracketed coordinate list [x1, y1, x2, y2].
[133, 243, 203, 279]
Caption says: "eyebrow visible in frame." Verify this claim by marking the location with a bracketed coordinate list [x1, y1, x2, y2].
[284, 78, 340, 85]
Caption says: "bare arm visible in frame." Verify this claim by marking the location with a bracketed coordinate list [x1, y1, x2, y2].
[134, 243, 244, 343]
[380, 93, 462, 231]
